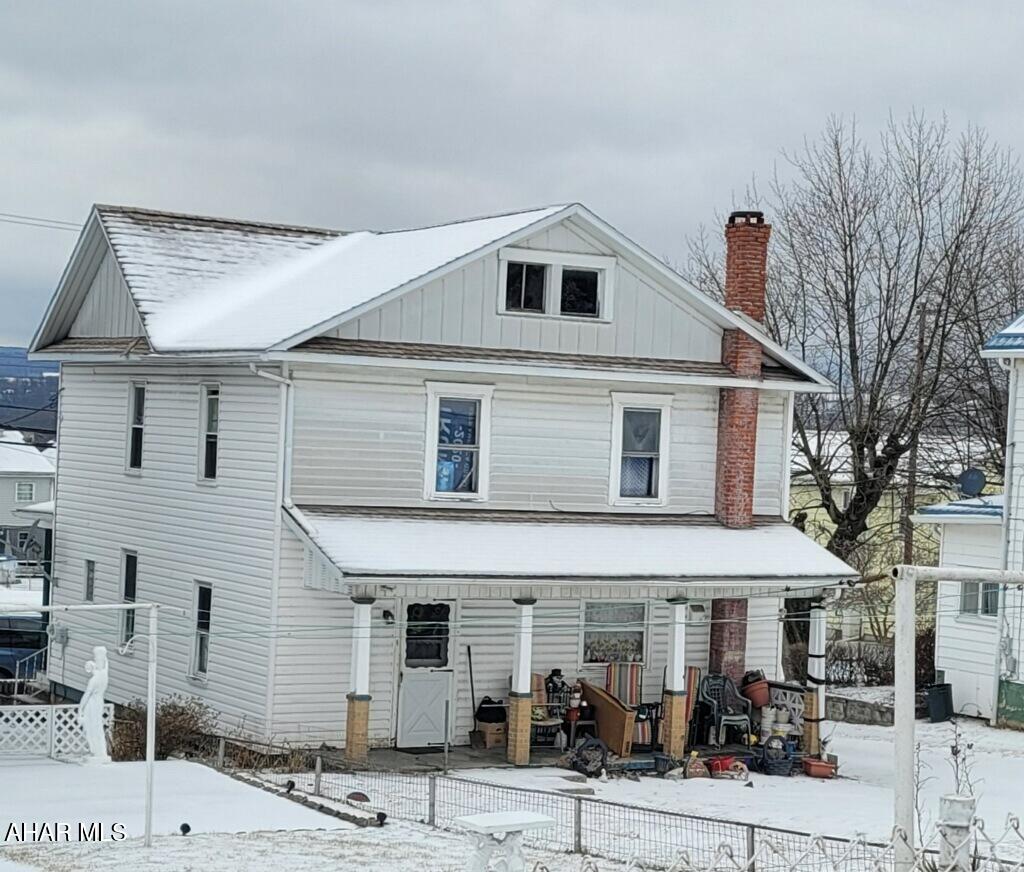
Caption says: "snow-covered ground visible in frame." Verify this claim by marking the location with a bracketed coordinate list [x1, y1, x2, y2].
[827, 684, 895, 705]
[456, 717, 1024, 842]
[0, 758, 353, 841]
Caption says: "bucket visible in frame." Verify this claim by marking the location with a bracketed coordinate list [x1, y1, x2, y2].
[926, 683, 954, 723]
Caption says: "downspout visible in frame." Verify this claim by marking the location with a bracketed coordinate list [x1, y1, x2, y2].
[992, 357, 1017, 726]
[249, 362, 293, 738]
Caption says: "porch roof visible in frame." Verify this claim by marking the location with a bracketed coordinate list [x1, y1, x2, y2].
[288, 505, 856, 586]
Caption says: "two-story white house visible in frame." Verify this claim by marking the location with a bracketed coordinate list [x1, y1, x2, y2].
[31, 203, 855, 763]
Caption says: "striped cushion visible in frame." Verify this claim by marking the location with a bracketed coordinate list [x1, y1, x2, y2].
[605, 663, 641, 707]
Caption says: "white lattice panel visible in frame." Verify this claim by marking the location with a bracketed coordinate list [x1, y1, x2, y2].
[0, 704, 113, 758]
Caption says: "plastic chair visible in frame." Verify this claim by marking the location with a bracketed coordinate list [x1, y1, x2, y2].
[699, 674, 752, 747]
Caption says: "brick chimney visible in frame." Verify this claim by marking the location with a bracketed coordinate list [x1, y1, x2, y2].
[714, 211, 770, 529]
[710, 211, 770, 684]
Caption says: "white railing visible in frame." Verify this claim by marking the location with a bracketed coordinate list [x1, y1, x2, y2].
[0, 703, 112, 758]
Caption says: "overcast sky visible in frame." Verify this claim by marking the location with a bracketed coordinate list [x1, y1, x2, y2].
[2, 2, 1023, 345]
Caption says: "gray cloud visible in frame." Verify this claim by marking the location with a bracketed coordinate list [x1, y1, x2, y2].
[2, 1, 1023, 344]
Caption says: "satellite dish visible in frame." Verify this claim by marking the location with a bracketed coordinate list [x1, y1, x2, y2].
[958, 468, 987, 498]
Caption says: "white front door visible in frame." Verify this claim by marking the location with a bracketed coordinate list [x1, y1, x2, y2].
[396, 601, 454, 749]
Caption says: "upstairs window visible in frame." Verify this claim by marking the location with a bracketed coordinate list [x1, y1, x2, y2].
[199, 385, 220, 481]
[14, 481, 35, 503]
[504, 262, 546, 313]
[498, 248, 615, 321]
[609, 393, 672, 506]
[121, 551, 138, 644]
[127, 383, 146, 470]
[560, 268, 600, 317]
[424, 382, 493, 500]
[961, 581, 999, 617]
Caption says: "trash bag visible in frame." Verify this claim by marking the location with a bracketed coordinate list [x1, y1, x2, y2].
[570, 737, 609, 778]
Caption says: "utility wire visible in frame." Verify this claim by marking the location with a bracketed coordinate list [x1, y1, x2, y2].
[0, 211, 81, 232]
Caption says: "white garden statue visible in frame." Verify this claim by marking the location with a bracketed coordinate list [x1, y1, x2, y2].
[78, 645, 111, 763]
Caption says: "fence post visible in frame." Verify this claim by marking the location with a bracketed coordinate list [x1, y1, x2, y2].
[428, 774, 437, 828]
[46, 706, 55, 758]
[216, 737, 226, 769]
[314, 755, 323, 797]
[746, 825, 756, 872]
[573, 797, 583, 855]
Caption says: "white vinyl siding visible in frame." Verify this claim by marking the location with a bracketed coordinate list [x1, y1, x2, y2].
[933, 522, 1002, 719]
[324, 218, 724, 363]
[753, 393, 786, 516]
[68, 249, 145, 338]
[46, 364, 283, 736]
[291, 365, 751, 515]
[0, 475, 54, 527]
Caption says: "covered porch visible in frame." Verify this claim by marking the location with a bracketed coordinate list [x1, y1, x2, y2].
[284, 506, 855, 767]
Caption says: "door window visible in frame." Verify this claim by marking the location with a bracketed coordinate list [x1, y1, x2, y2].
[405, 603, 450, 668]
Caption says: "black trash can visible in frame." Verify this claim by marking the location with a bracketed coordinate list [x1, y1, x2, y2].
[926, 683, 954, 723]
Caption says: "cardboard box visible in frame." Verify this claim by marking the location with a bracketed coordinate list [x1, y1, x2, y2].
[479, 722, 507, 749]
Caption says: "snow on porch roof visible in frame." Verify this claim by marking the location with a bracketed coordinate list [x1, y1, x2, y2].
[288, 506, 857, 584]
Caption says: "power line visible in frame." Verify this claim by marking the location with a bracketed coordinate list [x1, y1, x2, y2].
[0, 211, 81, 232]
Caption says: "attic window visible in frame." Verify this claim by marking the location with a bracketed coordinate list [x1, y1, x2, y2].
[505, 262, 546, 313]
[498, 247, 615, 321]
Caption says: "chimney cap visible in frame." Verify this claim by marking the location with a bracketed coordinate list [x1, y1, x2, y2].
[728, 210, 765, 226]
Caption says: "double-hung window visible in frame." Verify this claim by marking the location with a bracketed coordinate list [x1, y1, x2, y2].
[127, 383, 146, 471]
[961, 581, 999, 617]
[199, 385, 220, 481]
[609, 393, 672, 505]
[14, 481, 34, 503]
[192, 583, 212, 677]
[498, 248, 615, 321]
[121, 551, 138, 645]
[424, 382, 493, 500]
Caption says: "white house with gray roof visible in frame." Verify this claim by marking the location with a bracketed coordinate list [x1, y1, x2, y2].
[30, 202, 855, 761]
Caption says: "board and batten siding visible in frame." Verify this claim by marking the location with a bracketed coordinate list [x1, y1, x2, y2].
[67, 250, 144, 338]
[324, 219, 724, 363]
[47, 363, 282, 734]
[290, 365, 790, 517]
[934, 522, 1002, 719]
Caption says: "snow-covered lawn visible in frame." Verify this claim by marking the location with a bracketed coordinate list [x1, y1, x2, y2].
[0, 757, 353, 841]
[456, 717, 1024, 843]
[0, 758, 613, 871]
[827, 685, 895, 705]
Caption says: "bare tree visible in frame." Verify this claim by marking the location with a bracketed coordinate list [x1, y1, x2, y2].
[688, 113, 1024, 565]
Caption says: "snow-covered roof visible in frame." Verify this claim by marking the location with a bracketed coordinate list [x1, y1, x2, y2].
[913, 493, 1004, 523]
[984, 312, 1024, 354]
[30, 203, 833, 388]
[14, 499, 54, 517]
[143, 206, 565, 351]
[289, 506, 857, 583]
[0, 442, 56, 475]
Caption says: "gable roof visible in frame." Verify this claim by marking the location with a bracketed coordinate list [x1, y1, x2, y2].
[0, 442, 56, 476]
[31, 202, 831, 387]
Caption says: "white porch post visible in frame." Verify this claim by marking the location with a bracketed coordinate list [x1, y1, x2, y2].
[666, 598, 688, 692]
[346, 595, 374, 763]
[508, 597, 535, 765]
[805, 598, 827, 757]
[662, 597, 689, 758]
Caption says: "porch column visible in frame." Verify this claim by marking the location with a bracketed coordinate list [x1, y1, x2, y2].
[345, 595, 374, 764]
[507, 597, 535, 766]
[708, 598, 748, 684]
[804, 598, 827, 757]
[661, 597, 689, 758]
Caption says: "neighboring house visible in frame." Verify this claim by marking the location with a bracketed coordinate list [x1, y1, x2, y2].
[910, 311, 1024, 729]
[30, 203, 855, 762]
[0, 438, 55, 562]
